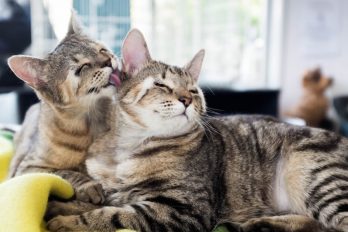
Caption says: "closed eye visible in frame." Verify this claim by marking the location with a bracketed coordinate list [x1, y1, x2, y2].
[100, 48, 107, 53]
[154, 82, 173, 93]
[75, 63, 91, 76]
[189, 89, 198, 94]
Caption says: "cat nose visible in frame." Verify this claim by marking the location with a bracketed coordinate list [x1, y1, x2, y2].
[178, 96, 192, 108]
[102, 58, 112, 68]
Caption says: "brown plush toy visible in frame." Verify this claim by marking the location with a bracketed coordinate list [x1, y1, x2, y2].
[285, 67, 333, 127]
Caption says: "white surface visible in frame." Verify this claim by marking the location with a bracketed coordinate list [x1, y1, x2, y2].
[0, 92, 19, 124]
[282, 117, 306, 126]
[300, 0, 342, 56]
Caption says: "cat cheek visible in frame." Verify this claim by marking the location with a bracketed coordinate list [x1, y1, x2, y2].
[185, 106, 195, 119]
[188, 103, 200, 118]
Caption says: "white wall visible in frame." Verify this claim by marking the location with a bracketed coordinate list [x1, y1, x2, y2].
[0, 92, 18, 124]
[280, 0, 348, 115]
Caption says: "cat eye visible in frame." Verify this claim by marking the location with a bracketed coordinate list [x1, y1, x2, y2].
[154, 82, 166, 88]
[189, 89, 198, 94]
[154, 82, 173, 93]
[100, 48, 107, 53]
[75, 63, 91, 76]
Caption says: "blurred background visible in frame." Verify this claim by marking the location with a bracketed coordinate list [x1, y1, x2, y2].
[1, 0, 348, 136]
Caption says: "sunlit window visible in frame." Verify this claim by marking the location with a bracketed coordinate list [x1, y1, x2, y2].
[31, 0, 270, 89]
[131, 0, 269, 89]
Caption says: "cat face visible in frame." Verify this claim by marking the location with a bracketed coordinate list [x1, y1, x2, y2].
[8, 13, 120, 111]
[118, 29, 205, 137]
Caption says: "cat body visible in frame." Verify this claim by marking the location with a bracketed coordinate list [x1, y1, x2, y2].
[52, 116, 341, 232]
[47, 30, 347, 232]
[8, 13, 120, 203]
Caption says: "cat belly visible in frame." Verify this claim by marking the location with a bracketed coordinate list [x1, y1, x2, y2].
[273, 156, 291, 212]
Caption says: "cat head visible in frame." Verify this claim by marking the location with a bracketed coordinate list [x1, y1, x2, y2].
[8, 12, 120, 113]
[118, 29, 206, 137]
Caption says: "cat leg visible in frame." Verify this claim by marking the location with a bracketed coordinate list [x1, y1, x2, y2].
[228, 206, 277, 223]
[47, 206, 139, 232]
[54, 170, 105, 204]
[240, 214, 335, 232]
[45, 200, 99, 220]
[280, 150, 348, 231]
[47, 199, 210, 232]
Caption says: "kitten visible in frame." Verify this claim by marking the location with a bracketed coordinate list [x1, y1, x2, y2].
[47, 30, 344, 232]
[8, 13, 120, 204]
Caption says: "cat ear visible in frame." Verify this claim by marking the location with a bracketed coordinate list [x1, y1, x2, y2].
[7, 55, 47, 89]
[67, 10, 83, 35]
[184, 49, 205, 81]
[122, 29, 151, 74]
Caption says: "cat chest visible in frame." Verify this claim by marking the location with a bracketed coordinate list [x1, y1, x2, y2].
[86, 155, 118, 187]
[114, 155, 173, 183]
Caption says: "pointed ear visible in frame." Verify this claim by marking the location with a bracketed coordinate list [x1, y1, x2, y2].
[184, 49, 205, 81]
[7, 55, 47, 89]
[122, 29, 151, 74]
[67, 10, 83, 36]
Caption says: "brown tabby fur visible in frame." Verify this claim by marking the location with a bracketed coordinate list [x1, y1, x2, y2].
[8, 14, 118, 204]
[45, 30, 347, 232]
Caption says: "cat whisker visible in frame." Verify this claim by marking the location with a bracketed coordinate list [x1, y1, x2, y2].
[205, 107, 223, 116]
[199, 117, 221, 136]
[196, 119, 216, 143]
[202, 86, 215, 95]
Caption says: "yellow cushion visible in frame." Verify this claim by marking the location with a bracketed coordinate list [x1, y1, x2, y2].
[0, 136, 14, 181]
[0, 173, 74, 232]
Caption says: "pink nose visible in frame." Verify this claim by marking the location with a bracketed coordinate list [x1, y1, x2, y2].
[178, 96, 192, 107]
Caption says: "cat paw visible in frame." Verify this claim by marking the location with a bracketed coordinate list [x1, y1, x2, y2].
[74, 180, 105, 204]
[241, 219, 277, 232]
[45, 200, 100, 221]
[47, 215, 87, 232]
[45, 201, 66, 220]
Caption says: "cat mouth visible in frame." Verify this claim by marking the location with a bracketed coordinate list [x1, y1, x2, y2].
[109, 68, 121, 87]
[173, 111, 189, 120]
[181, 112, 189, 120]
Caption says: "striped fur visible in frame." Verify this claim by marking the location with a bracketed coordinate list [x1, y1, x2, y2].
[46, 30, 348, 232]
[9, 15, 118, 204]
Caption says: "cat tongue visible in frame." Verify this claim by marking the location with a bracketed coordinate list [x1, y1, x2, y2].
[109, 69, 121, 87]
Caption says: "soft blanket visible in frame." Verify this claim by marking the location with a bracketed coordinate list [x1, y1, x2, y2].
[0, 129, 228, 232]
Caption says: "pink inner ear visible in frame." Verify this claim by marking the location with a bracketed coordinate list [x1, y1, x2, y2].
[123, 47, 147, 72]
[8, 56, 40, 87]
[122, 29, 150, 73]
[185, 50, 205, 81]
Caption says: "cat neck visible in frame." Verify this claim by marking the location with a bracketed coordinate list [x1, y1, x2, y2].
[36, 98, 116, 164]
[30, 102, 92, 169]
[114, 105, 204, 159]
[40, 101, 90, 133]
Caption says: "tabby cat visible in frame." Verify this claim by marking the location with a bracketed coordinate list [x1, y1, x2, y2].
[47, 30, 347, 232]
[8, 13, 120, 203]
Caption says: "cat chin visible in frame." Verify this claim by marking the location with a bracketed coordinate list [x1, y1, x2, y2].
[79, 86, 116, 105]
[102, 85, 117, 96]
[161, 122, 197, 137]
[150, 117, 197, 137]
[96, 85, 117, 98]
